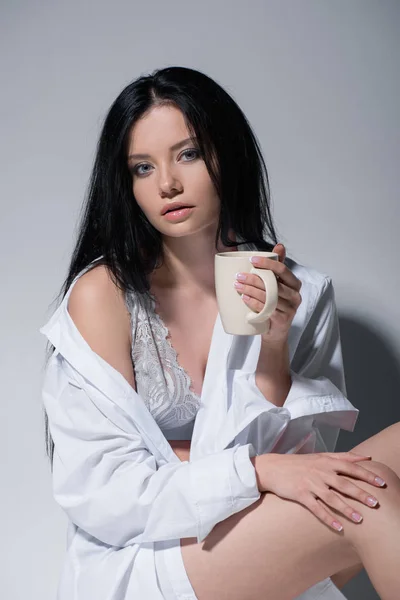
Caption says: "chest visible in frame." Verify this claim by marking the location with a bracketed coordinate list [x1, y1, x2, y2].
[151, 290, 219, 398]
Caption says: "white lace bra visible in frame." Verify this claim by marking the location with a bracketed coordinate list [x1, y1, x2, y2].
[125, 289, 202, 437]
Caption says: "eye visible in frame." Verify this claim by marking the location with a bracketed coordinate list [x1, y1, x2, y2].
[132, 163, 152, 177]
[180, 148, 200, 161]
[131, 148, 201, 178]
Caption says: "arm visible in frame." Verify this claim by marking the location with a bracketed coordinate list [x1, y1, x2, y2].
[44, 266, 260, 547]
[254, 338, 292, 407]
[232, 276, 358, 455]
[69, 265, 192, 462]
[282, 275, 355, 451]
[289, 277, 347, 394]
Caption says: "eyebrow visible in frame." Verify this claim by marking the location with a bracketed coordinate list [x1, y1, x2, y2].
[127, 137, 197, 162]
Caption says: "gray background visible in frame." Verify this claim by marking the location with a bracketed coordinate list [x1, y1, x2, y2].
[2, 1, 399, 598]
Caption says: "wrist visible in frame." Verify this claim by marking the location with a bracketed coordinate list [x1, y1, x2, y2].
[255, 339, 292, 406]
[258, 335, 289, 361]
[250, 453, 281, 493]
[260, 331, 289, 349]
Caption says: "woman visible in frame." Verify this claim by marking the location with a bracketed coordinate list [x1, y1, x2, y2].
[41, 66, 400, 600]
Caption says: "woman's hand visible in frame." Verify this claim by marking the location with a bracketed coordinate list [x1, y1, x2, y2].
[253, 452, 386, 531]
[234, 243, 302, 344]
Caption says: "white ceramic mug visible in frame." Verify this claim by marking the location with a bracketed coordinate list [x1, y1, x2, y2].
[215, 251, 279, 335]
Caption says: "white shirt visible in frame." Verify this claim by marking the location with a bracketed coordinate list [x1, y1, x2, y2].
[40, 253, 359, 600]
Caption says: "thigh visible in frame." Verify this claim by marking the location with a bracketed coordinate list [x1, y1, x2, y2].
[351, 422, 400, 477]
[181, 490, 359, 600]
[329, 421, 400, 590]
[181, 422, 400, 600]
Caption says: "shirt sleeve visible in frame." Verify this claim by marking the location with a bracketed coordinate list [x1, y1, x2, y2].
[232, 276, 358, 455]
[43, 357, 260, 547]
[283, 276, 357, 452]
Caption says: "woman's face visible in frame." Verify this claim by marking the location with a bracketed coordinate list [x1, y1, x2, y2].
[127, 104, 220, 238]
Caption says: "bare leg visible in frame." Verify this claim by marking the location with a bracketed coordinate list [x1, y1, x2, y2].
[330, 421, 400, 589]
[330, 563, 363, 590]
[181, 423, 400, 600]
[351, 421, 400, 481]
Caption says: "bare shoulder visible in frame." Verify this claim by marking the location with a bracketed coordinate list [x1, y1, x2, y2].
[67, 264, 136, 389]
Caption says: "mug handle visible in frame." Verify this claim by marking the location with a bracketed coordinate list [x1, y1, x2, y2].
[245, 267, 278, 325]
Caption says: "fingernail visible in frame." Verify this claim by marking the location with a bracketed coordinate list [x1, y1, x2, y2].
[367, 496, 378, 507]
[351, 512, 363, 523]
[332, 521, 343, 531]
[235, 272, 247, 281]
[233, 281, 244, 290]
[375, 477, 386, 487]
[250, 256, 261, 265]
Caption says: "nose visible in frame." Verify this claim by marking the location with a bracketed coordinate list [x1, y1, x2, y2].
[158, 164, 183, 197]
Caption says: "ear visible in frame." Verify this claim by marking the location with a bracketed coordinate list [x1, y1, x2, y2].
[272, 243, 286, 263]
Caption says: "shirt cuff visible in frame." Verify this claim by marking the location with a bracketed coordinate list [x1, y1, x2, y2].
[231, 443, 260, 506]
[191, 443, 261, 544]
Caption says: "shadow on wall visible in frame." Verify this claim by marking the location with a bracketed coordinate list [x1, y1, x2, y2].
[336, 314, 400, 450]
[335, 314, 400, 600]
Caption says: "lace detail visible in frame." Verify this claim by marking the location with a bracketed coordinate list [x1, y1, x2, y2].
[126, 289, 201, 431]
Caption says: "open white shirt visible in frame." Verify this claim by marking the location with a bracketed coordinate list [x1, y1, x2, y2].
[40, 254, 359, 600]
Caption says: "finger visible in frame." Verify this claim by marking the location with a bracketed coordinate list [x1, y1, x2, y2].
[274, 296, 297, 315]
[234, 281, 265, 304]
[235, 287, 299, 318]
[299, 492, 344, 532]
[329, 459, 387, 488]
[234, 273, 265, 292]
[241, 293, 265, 313]
[235, 277, 302, 312]
[233, 282, 302, 312]
[272, 243, 286, 263]
[250, 257, 302, 291]
[237, 288, 293, 316]
[234, 273, 302, 308]
[270, 302, 296, 325]
[241, 294, 295, 318]
[314, 489, 365, 525]
[328, 475, 380, 510]
[327, 452, 372, 461]
[277, 282, 302, 305]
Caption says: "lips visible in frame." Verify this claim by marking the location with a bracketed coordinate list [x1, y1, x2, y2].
[161, 203, 194, 215]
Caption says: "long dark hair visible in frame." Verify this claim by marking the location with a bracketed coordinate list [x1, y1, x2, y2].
[43, 65, 280, 465]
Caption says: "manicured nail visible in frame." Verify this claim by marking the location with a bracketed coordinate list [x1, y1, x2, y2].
[250, 256, 261, 265]
[235, 272, 247, 281]
[242, 294, 251, 301]
[375, 477, 386, 487]
[367, 496, 378, 507]
[332, 521, 343, 531]
[233, 281, 244, 290]
[351, 512, 363, 523]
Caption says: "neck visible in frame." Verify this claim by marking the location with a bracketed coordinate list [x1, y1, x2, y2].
[151, 225, 238, 294]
